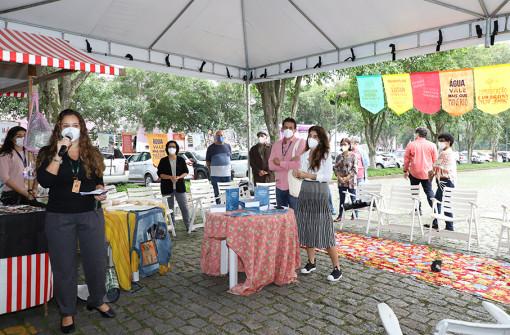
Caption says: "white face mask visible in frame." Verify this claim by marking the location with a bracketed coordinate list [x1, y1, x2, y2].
[168, 148, 177, 155]
[15, 137, 24, 147]
[438, 142, 447, 150]
[307, 138, 319, 149]
[341, 145, 349, 152]
[61, 127, 80, 142]
[258, 137, 266, 144]
[283, 129, 294, 139]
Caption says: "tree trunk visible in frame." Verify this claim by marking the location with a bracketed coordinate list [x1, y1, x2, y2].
[362, 109, 386, 168]
[256, 78, 303, 143]
[40, 72, 89, 122]
[290, 76, 303, 119]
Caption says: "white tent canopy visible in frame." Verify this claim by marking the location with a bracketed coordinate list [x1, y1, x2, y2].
[1, 0, 510, 83]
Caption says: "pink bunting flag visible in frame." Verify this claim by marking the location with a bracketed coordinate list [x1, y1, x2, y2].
[411, 72, 441, 115]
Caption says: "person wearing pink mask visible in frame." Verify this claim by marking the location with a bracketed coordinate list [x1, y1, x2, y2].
[249, 131, 274, 186]
[268, 118, 306, 209]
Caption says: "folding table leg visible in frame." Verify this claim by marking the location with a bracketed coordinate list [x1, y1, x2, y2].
[220, 240, 228, 275]
[228, 248, 238, 289]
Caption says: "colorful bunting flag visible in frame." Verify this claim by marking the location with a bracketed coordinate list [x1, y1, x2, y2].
[410, 72, 441, 115]
[439, 69, 474, 116]
[382, 74, 413, 115]
[473, 64, 510, 115]
[356, 75, 385, 114]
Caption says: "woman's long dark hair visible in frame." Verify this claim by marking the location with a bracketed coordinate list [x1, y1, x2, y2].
[305, 125, 330, 171]
[0, 126, 26, 156]
[37, 109, 105, 178]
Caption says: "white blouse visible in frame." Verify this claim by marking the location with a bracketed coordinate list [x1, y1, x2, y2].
[299, 150, 332, 183]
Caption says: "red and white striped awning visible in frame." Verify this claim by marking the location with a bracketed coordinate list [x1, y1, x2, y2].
[0, 28, 122, 76]
[1, 91, 26, 98]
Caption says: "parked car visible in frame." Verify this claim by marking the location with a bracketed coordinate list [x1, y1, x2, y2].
[472, 151, 491, 164]
[498, 151, 510, 162]
[231, 151, 249, 177]
[391, 150, 405, 169]
[180, 150, 209, 180]
[190, 149, 207, 166]
[129, 151, 208, 185]
[102, 148, 128, 184]
[375, 152, 397, 169]
[457, 151, 468, 164]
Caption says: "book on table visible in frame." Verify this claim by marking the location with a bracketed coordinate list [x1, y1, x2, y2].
[225, 187, 240, 211]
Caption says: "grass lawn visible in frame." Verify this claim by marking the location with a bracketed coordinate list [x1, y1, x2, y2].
[367, 162, 510, 178]
[116, 162, 509, 190]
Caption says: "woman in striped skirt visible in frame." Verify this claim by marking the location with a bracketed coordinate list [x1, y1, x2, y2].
[293, 126, 341, 282]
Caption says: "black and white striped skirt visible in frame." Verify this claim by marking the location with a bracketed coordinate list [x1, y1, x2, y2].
[295, 181, 336, 249]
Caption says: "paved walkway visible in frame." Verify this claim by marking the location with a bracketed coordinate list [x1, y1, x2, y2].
[1, 224, 507, 335]
[1, 168, 509, 334]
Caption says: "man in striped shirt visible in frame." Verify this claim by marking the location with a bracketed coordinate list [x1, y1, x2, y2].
[206, 130, 232, 204]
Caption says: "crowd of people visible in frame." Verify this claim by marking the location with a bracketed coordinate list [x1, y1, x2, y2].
[0, 109, 459, 332]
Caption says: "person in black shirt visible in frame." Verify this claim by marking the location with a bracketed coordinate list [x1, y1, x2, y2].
[37, 109, 115, 333]
[157, 141, 191, 232]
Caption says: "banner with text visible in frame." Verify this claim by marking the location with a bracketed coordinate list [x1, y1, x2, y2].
[146, 133, 168, 167]
[439, 69, 474, 116]
[473, 64, 510, 115]
[356, 75, 385, 114]
[411, 72, 441, 115]
[382, 74, 413, 115]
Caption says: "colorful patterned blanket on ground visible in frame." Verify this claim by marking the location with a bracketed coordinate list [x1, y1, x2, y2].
[326, 232, 510, 304]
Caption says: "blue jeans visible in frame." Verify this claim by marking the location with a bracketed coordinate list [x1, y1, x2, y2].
[211, 176, 231, 204]
[276, 188, 297, 209]
[432, 179, 455, 230]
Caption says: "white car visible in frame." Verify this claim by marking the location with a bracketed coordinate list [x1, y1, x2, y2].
[231, 151, 248, 178]
[128, 152, 194, 186]
[375, 152, 398, 169]
[102, 148, 129, 184]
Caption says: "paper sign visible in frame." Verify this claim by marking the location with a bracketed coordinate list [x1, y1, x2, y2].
[382, 74, 413, 115]
[439, 69, 474, 116]
[473, 64, 510, 115]
[146, 133, 168, 167]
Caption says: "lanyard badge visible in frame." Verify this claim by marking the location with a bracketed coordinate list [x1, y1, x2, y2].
[69, 159, 81, 193]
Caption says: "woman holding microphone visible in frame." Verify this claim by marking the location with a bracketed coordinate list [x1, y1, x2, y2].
[37, 109, 115, 333]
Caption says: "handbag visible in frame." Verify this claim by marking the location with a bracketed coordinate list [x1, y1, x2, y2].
[287, 139, 303, 198]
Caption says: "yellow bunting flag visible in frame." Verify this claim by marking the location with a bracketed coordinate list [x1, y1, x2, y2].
[473, 64, 510, 115]
[146, 133, 168, 167]
[382, 74, 413, 115]
[439, 69, 474, 116]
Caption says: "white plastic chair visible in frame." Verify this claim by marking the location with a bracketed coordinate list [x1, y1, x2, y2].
[376, 185, 423, 242]
[189, 180, 216, 232]
[126, 187, 157, 200]
[377, 303, 403, 335]
[428, 187, 480, 251]
[217, 181, 235, 204]
[255, 182, 277, 206]
[148, 182, 162, 199]
[496, 205, 510, 257]
[378, 302, 510, 335]
[339, 183, 383, 234]
[233, 177, 249, 198]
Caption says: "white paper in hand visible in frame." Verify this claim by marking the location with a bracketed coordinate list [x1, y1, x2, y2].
[79, 189, 108, 196]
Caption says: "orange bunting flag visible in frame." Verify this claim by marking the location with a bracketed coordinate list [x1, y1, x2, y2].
[439, 69, 474, 116]
[382, 74, 413, 115]
[473, 64, 510, 115]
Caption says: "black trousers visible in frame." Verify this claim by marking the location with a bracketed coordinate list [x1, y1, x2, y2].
[45, 210, 106, 316]
[409, 173, 435, 210]
[432, 179, 455, 230]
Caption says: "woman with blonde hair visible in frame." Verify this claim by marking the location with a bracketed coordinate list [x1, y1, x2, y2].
[37, 109, 115, 333]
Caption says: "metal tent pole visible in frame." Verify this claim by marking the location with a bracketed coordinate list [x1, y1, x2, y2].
[245, 81, 252, 184]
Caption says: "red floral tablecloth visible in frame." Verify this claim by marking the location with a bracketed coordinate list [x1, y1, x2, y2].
[201, 210, 301, 295]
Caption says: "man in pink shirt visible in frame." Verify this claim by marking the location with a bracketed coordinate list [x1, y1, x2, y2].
[403, 127, 438, 210]
[268, 118, 306, 209]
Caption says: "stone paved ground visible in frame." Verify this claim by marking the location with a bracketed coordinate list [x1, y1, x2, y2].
[1, 168, 509, 335]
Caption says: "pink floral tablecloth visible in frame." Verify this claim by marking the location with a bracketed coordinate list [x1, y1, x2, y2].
[201, 210, 301, 295]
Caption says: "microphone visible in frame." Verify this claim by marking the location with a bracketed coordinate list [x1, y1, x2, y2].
[58, 134, 73, 157]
